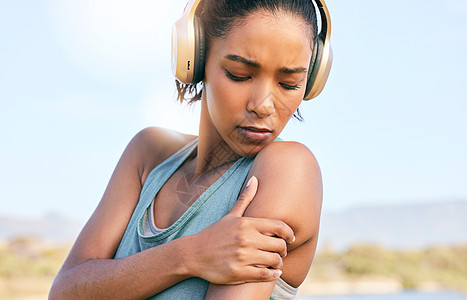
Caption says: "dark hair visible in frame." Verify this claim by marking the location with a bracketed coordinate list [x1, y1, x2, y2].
[176, 0, 319, 121]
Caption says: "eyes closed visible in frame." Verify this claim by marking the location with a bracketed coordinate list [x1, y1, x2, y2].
[223, 69, 304, 91]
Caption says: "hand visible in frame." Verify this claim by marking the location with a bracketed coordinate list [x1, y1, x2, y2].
[190, 176, 295, 284]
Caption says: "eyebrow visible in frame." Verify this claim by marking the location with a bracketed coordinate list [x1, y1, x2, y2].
[278, 66, 308, 74]
[225, 54, 307, 74]
[225, 54, 259, 68]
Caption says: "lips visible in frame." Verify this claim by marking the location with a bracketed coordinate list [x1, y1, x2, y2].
[237, 126, 273, 143]
[241, 126, 272, 133]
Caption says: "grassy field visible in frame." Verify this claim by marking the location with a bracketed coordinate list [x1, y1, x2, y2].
[305, 244, 467, 295]
[0, 237, 69, 300]
[1, 238, 466, 299]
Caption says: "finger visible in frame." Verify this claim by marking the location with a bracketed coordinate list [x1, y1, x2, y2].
[228, 176, 258, 217]
[253, 235, 288, 257]
[238, 266, 282, 283]
[248, 217, 295, 244]
[250, 251, 283, 270]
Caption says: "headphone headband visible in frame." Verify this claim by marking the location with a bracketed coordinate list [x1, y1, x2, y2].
[171, 0, 333, 100]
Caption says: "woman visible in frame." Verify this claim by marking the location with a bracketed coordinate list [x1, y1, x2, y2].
[49, 0, 332, 299]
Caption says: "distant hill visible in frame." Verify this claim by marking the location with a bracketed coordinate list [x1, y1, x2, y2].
[1, 201, 467, 249]
[318, 200, 467, 250]
[0, 213, 82, 244]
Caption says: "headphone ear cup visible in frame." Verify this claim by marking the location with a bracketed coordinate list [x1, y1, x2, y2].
[171, 0, 204, 84]
[304, 38, 324, 100]
[192, 16, 205, 84]
[304, 36, 333, 100]
[304, 38, 321, 99]
[171, 18, 194, 83]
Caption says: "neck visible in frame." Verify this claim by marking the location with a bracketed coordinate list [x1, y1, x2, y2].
[193, 98, 241, 179]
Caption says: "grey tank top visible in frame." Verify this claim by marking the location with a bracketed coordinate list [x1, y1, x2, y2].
[114, 138, 297, 299]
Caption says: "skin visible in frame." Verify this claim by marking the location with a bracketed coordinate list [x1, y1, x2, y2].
[202, 10, 322, 299]
[49, 8, 322, 300]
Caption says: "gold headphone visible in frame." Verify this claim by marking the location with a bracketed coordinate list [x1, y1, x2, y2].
[171, 0, 333, 100]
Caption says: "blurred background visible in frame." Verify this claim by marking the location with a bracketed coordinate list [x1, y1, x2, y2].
[1, 0, 466, 299]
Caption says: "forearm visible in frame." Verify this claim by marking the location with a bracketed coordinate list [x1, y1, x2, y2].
[49, 235, 194, 300]
[205, 281, 276, 300]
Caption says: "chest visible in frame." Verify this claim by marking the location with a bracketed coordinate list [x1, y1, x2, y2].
[152, 165, 231, 229]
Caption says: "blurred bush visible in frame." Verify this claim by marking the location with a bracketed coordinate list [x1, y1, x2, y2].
[1, 237, 466, 299]
[308, 243, 467, 293]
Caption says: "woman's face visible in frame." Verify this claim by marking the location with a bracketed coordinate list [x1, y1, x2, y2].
[202, 10, 313, 157]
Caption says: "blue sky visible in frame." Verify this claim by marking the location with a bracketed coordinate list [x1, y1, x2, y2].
[1, 0, 466, 221]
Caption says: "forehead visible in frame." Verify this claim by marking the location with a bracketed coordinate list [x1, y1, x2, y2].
[210, 10, 313, 68]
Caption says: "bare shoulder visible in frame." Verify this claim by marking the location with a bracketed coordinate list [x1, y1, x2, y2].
[58, 127, 197, 270]
[254, 141, 320, 175]
[129, 127, 197, 184]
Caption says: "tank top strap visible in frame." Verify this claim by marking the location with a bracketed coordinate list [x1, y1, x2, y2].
[140, 137, 198, 200]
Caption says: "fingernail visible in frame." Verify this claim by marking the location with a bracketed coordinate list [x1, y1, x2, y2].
[291, 236, 295, 243]
[246, 176, 255, 188]
[276, 270, 282, 278]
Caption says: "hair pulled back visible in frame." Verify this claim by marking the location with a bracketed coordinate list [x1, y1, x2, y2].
[175, 0, 319, 120]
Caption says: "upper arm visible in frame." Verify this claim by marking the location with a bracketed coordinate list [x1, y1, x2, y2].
[246, 141, 322, 249]
[206, 141, 323, 297]
[59, 127, 192, 271]
[245, 141, 323, 286]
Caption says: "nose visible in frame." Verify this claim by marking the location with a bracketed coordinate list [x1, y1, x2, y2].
[247, 84, 276, 118]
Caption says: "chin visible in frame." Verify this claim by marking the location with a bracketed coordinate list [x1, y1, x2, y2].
[230, 139, 274, 158]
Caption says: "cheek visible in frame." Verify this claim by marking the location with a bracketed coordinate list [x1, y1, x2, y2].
[207, 74, 248, 118]
[274, 92, 303, 122]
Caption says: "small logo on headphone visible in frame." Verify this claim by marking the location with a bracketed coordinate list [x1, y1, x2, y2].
[187, 61, 191, 71]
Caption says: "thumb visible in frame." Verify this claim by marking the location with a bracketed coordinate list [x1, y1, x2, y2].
[228, 176, 258, 217]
